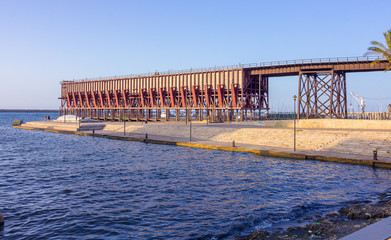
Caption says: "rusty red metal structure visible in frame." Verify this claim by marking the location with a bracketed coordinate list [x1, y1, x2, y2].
[59, 57, 389, 121]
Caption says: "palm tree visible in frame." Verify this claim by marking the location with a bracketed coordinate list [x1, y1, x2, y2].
[366, 29, 391, 71]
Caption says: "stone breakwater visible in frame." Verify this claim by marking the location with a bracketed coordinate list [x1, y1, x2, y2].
[238, 191, 391, 240]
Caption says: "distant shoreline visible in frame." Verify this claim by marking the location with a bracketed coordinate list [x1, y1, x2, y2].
[0, 109, 58, 113]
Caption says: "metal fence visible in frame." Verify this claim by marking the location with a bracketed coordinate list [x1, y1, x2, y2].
[62, 56, 386, 83]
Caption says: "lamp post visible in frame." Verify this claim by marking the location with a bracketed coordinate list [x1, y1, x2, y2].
[258, 75, 261, 120]
[231, 80, 234, 122]
[293, 95, 297, 151]
[124, 118, 126, 136]
[190, 114, 192, 142]
[206, 105, 209, 125]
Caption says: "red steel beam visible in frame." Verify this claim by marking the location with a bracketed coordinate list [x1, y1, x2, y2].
[122, 90, 128, 108]
[192, 86, 199, 107]
[78, 92, 84, 108]
[140, 89, 146, 107]
[169, 87, 176, 108]
[180, 86, 187, 107]
[204, 85, 210, 107]
[217, 84, 224, 107]
[159, 88, 166, 107]
[85, 91, 90, 108]
[149, 88, 155, 108]
[99, 91, 104, 108]
[114, 90, 120, 108]
[91, 91, 97, 107]
[106, 91, 111, 108]
[67, 93, 71, 108]
[232, 84, 238, 107]
[72, 92, 77, 108]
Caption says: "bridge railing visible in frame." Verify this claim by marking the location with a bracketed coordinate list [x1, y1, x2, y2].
[62, 56, 386, 83]
[257, 56, 384, 67]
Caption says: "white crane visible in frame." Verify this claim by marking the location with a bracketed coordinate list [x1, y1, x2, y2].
[350, 92, 365, 113]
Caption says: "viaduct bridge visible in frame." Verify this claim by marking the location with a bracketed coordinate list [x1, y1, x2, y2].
[60, 57, 389, 121]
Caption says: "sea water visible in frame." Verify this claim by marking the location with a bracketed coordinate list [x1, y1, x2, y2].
[1, 112, 391, 239]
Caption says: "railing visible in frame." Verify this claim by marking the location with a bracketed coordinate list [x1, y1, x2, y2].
[62, 56, 386, 83]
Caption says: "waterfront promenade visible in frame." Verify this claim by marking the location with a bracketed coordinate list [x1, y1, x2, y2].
[15, 119, 391, 169]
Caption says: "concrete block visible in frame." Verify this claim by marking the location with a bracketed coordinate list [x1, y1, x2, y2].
[12, 120, 23, 126]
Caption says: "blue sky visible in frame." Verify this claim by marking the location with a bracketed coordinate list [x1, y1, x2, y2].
[0, 0, 390, 111]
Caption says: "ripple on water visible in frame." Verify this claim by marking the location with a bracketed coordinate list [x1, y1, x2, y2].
[1, 112, 391, 239]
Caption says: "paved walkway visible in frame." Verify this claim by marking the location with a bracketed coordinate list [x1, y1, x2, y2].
[17, 120, 391, 168]
[340, 216, 391, 240]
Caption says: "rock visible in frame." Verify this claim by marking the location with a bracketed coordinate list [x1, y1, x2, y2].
[379, 193, 387, 200]
[0, 212, 4, 225]
[326, 211, 340, 218]
[339, 203, 391, 219]
[237, 230, 270, 240]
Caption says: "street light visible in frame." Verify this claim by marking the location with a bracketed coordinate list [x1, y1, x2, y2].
[293, 95, 297, 151]
[189, 114, 192, 142]
[231, 80, 234, 122]
[124, 117, 126, 136]
[206, 105, 209, 125]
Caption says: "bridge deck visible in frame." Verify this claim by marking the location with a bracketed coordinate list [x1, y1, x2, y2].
[248, 58, 389, 76]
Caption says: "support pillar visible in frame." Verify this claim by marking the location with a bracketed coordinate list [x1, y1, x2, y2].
[298, 70, 347, 119]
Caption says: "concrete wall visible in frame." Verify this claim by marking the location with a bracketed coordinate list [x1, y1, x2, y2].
[258, 119, 391, 130]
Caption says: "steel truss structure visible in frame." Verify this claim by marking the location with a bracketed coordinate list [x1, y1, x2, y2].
[59, 57, 389, 121]
[60, 69, 268, 122]
[298, 70, 347, 119]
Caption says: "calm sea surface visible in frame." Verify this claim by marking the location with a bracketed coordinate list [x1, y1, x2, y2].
[1, 112, 391, 239]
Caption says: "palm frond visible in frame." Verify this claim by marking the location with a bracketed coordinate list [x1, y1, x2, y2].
[370, 59, 380, 67]
[367, 46, 387, 57]
[384, 30, 391, 50]
[369, 41, 386, 51]
[367, 30, 391, 71]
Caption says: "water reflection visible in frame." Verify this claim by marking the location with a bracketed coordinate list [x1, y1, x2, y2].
[1, 112, 391, 239]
